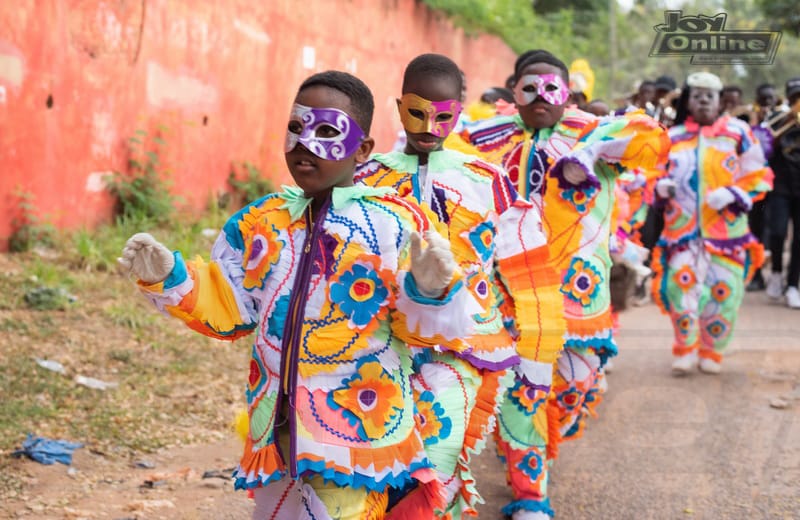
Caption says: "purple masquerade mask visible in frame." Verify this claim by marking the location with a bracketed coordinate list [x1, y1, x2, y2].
[514, 74, 570, 106]
[284, 103, 365, 160]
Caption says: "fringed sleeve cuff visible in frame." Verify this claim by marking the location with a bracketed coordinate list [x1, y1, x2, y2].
[549, 154, 601, 192]
[726, 185, 752, 215]
[393, 271, 479, 351]
[137, 251, 192, 310]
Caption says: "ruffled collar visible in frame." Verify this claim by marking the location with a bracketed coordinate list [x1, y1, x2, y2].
[371, 149, 470, 174]
[280, 184, 396, 221]
[683, 115, 729, 135]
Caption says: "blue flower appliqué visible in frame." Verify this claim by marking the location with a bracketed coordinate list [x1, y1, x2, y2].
[560, 184, 597, 213]
[330, 263, 389, 329]
[561, 258, 602, 306]
[517, 451, 544, 481]
[415, 390, 453, 446]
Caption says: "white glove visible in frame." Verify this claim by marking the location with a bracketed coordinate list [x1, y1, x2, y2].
[655, 178, 677, 198]
[409, 229, 457, 298]
[562, 162, 589, 185]
[706, 187, 736, 210]
[118, 232, 175, 284]
[621, 241, 649, 267]
[624, 246, 652, 279]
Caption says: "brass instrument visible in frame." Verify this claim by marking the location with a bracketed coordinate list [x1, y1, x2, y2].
[655, 88, 681, 126]
[761, 99, 800, 164]
[764, 98, 800, 139]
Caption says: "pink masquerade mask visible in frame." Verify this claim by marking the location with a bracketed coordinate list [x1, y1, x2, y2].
[284, 103, 365, 160]
[397, 93, 462, 138]
[514, 74, 570, 106]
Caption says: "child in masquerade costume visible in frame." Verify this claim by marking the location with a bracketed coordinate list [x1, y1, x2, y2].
[453, 49, 669, 519]
[119, 71, 472, 520]
[652, 72, 772, 375]
[355, 54, 565, 519]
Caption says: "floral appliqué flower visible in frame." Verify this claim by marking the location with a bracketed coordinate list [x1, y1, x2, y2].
[465, 269, 498, 324]
[517, 451, 545, 482]
[557, 385, 583, 413]
[246, 348, 268, 404]
[560, 184, 597, 213]
[414, 390, 452, 446]
[507, 379, 545, 416]
[463, 221, 496, 264]
[329, 258, 392, 330]
[673, 265, 697, 292]
[675, 313, 694, 338]
[561, 258, 602, 306]
[330, 358, 404, 440]
[239, 210, 284, 290]
[705, 316, 730, 340]
[710, 280, 731, 302]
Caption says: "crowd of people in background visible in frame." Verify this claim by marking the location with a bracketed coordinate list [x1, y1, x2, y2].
[119, 47, 796, 519]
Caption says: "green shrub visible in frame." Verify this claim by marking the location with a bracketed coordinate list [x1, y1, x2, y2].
[106, 130, 177, 224]
[8, 188, 55, 253]
[227, 161, 275, 209]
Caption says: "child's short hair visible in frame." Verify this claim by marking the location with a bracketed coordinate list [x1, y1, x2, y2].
[402, 53, 463, 95]
[721, 85, 743, 96]
[481, 87, 515, 104]
[513, 50, 569, 84]
[299, 71, 374, 133]
[755, 83, 775, 95]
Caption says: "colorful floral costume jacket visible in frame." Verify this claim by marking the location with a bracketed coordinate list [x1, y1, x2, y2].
[135, 185, 474, 494]
[652, 115, 774, 312]
[453, 106, 669, 518]
[355, 150, 565, 515]
[356, 150, 563, 377]
[456, 108, 669, 356]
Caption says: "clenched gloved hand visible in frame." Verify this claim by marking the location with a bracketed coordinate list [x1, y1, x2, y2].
[562, 162, 589, 185]
[706, 187, 736, 210]
[409, 229, 457, 298]
[118, 232, 175, 284]
[656, 178, 678, 198]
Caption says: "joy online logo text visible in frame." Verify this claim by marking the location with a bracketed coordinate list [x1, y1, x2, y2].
[650, 11, 781, 65]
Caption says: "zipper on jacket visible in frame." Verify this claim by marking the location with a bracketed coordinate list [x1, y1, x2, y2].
[277, 199, 328, 478]
[696, 132, 703, 233]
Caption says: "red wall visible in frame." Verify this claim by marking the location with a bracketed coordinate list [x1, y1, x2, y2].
[0, 0, 515, 250]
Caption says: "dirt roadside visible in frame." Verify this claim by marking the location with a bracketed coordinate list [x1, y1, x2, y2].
[3, 293, 798, 519]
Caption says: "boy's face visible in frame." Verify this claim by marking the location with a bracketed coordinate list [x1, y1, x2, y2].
[638, 85, 655, 106]
[688, 87, 720, 125]
[285, 85, 374, 199]
[720, 90, 741, 114]
[515, 62, 568, 130]
[398, 75, 462, 156]
[756, 87, 776, 110]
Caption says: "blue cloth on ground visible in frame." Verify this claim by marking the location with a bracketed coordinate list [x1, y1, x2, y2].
[12, 434, 83, 465]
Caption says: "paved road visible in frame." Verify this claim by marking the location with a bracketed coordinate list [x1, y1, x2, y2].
[7, 295, 797, 519]
[473, 293, 800, 519]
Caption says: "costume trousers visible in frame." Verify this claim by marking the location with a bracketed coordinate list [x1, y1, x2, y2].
[663, 240, 745, 361]
[494, 338, 609, 518]
[411, 350, 510, 518]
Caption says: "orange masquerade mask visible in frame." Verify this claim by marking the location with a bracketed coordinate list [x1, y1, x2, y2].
[397, 93, 463, 138]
